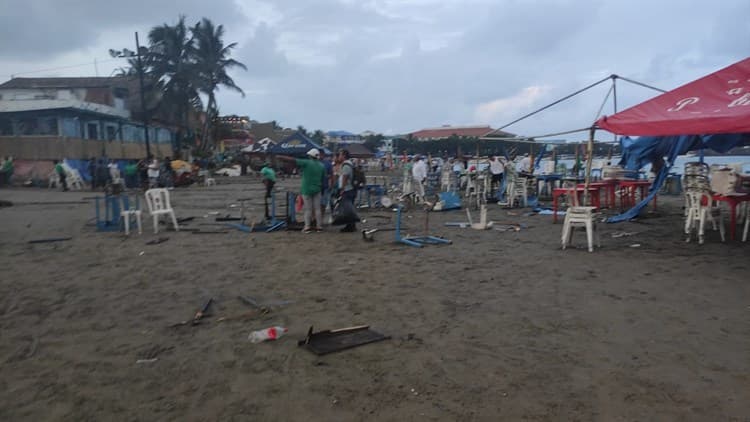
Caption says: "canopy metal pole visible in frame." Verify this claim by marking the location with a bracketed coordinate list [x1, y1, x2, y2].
[612, 77, 618, 143]
[583, 127, 596, 206]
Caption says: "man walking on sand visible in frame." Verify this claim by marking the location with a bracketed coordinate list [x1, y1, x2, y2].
[277, 148, 325, 233]
[337, 148, 359, 233]
[260, 161, 276, 220]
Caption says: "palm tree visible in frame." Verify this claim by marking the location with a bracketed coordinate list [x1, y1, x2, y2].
[147, 16, 202, 150]
[191, 18, 247, 150]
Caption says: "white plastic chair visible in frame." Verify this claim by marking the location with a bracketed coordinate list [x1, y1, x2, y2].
[144, 188, 179, 234]
[507, 177, 528, 208]
[205, 177, 216, 187]
[48, 171, 60, 188]
[561, 188, 600, 252]
[119, 195, 142, 235]
[684, 190, 724, 244]
[59, 162, 84, 190]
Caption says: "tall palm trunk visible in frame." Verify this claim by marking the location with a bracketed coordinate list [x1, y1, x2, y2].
[200, 92, 215, 151]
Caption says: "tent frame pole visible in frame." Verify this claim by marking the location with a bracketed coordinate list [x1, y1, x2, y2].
[583, 126, 596, 206]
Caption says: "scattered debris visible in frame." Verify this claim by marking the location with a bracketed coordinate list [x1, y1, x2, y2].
[493, 224, 525, 232]
[145, 237, 169, 245]
[26, 336, 39, 359]
[298, 325, 390, 355]
[138, 251, 145, 256]
[136, 358, 158, 364]
[170, 297, 213, 327]
[215, 216, 243, 222]
[28, 237, 72, 244]
[191, 230, 229, 234]
[629, 243, 641, 248]
[248, 326, 288, 343]
[611, 231, 639, 238]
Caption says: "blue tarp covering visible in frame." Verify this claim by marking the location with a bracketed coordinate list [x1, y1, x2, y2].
[269, 132, 331, 157]
[438, 191, 462, 211]
[608, 133, 750, 223]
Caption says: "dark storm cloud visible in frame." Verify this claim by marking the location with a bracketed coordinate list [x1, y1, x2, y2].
[2, 0, 748, 135]
[0, 0, 243, 59]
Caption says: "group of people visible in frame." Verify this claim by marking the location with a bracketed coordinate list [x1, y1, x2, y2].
[268, 148, 360, 234]
[400, 154, 535, 201]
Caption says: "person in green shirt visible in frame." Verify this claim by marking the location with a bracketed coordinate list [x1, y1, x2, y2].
[0, 156, 13, 187]
[277, 148, 325, 233]
[260, 162, 277, 220]
[123, 160, 138, 189]
[53, 160, 68, 191]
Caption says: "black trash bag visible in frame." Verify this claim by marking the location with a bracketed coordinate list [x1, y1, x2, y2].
[331, 198, 360, 226]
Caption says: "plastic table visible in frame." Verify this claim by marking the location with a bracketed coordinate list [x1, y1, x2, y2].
[712, 193, 750, 241]
[618, 180, 656, 211]
[552, 187, 601, 223]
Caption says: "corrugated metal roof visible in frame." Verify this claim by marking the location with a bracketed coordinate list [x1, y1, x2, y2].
[410, 125, 495, 140]
[0, 76, 134, 90]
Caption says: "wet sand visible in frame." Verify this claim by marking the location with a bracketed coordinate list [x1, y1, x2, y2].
[1, 177, 748, 421]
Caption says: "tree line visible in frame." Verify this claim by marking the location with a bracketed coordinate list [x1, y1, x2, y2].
[112, 16, 246, 153]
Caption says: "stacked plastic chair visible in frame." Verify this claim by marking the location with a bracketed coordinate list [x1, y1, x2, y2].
[683, 162, 724, 244]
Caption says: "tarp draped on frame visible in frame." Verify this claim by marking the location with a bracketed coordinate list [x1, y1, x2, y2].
[607, 133, 749, 223]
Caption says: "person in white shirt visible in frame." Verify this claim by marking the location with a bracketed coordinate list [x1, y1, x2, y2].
[516, 154, 531, 174]
[489, 156, 505, 192]
[147, 158, 160, 188]
[412, 156, 428, 200]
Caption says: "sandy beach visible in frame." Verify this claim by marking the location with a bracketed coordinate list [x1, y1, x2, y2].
[1, 178, 748, 421]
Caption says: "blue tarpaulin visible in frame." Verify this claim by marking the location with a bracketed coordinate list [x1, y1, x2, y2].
[608, 133, 749, 222]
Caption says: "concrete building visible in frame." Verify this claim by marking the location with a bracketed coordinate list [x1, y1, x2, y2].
[0, 77, 174, 160]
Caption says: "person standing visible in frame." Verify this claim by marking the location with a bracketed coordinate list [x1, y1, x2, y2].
[337, 148, 359, 233]
[402, 157, 413, 195]
[516, 153, 531, 174]
[277, 148, 325, 233]
[260, 161, 276, 220]
[123, 160, 138, 189]
[489, 156, 505, 193]
[88, 157, 98, 190]
[147, 158, 160, 188]
[0, 156, 13, 187]
[412, 155, 428, 201]
[319, 151, 334, 224]
[53, 160, 68, 191]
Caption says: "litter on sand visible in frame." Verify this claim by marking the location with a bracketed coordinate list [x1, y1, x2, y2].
[611, 231, 639, 238]
[145, 237, 169, 245]
[28, 237, 72, 244]
[298, 325, 390, 355]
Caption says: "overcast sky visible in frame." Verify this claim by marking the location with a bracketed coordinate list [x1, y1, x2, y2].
[1, 0, 748, 139]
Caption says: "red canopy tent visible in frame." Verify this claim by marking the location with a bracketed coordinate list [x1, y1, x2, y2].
[596, 57, 750, 136]
[577, 57, 750, 205]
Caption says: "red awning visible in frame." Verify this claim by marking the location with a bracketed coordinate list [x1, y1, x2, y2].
[597, 57, 750, 136]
